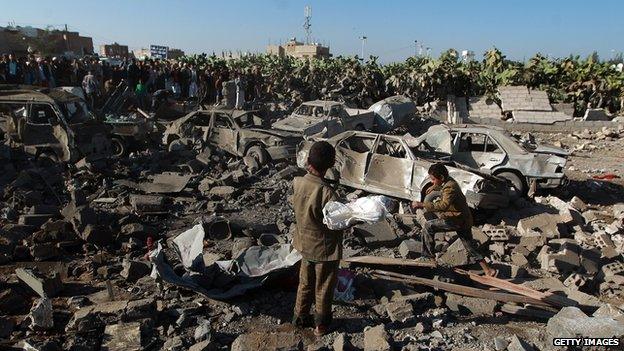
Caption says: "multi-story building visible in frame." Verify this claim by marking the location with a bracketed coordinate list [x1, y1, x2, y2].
[267, 38, 330, 59]
[99, 43, 129, 58]
[0, 26, 93, 57]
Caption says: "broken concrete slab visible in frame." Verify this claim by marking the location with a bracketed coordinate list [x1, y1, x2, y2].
[507, 335, 534, 351]
[546, 306, 624, 339]
[16, 268, 63, 298]
[82, 224, 112, 246]
[364, 324, 392, 351]
[102, 322, 142, 351]
[445, 293, 497, 316]
[353, 219, 399, 248]
[438, 238, 473, 267]
[385, 300, 414, 323]
[517, 213, 565, 238]
[230, 332, 303, 351]
[130, 194, 166, 214]
[398, 239, 421, 259]
[209, 185, 238, 199]
[29, 298, 53, 330]
[121, 259, 151, 282]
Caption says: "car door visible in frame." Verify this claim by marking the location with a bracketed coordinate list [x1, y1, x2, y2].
[364, 135, 413, 198]
[208, 112, 238, 155]
[335, 133, 376, 186]
[453, 132, 505, 171]
[21, 103, 60, 146]
[324, 106, 345, 137]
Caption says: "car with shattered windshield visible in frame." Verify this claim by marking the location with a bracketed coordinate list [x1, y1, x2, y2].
[163, 108, 302, 165]
[407, 124, 569, 196]
[297, 131, 509, 209]
[272, 100, 375, 138]
[0, 85, 111, 162]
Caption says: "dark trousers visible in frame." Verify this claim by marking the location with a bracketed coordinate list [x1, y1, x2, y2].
[294, 259, 339, 326]
[421, 218, 483, 260]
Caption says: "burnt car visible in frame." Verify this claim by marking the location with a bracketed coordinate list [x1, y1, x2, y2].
[407, 124, 569, 196]
[297, 131, 509, 209]
[0, 85, 111, 162]
[272, 100, 375, 138]
[163, 108, 302, 165]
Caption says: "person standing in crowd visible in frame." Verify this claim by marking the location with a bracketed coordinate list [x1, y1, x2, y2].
[234, 72, 245, 109]
[5, 54, 22, 84]
[127, 59, 140, 90]
[82, 70, 98, 110]
[188, 63, 198, 98]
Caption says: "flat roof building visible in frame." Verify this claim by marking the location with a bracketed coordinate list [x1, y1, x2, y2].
[267, 38, 330, 59]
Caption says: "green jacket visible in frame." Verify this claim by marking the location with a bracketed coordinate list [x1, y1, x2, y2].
[292, 173, 342, 261]
[423, 178, 473, 230]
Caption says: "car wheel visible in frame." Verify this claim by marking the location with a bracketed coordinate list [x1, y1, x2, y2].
[497, 171, 526, 198]
[111, 137, 125, 158]
[246, 145, 269, 166]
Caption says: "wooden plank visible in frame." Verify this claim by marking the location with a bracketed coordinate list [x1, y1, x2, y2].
[454, 268, 575, 308]
[343, 256, 436, 268]
[372, 270, 550, 307]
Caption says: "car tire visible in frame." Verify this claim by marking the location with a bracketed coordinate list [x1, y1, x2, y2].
[246, 145, 269, 166]
[111, 137, 126, 158]
[497, 171, 526, 198]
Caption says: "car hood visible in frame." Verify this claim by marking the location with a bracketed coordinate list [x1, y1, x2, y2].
[272, 115, 323, 132]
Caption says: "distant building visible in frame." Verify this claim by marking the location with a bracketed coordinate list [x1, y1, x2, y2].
[168, 48, 185, 60]
[99, 42, 129, 58]
[267, 38, 330, 59]
[0, 25, 93, 57]
[133, 48, 151, 60]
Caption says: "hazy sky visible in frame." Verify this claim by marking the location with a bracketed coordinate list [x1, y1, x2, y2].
[2, 0, 622, 62]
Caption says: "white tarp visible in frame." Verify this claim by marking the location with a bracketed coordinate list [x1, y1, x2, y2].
[323, 195, 394, 230]
[150, 223, 301, 299]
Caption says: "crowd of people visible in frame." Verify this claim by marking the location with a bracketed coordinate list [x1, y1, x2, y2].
[0, 53, 264, 111]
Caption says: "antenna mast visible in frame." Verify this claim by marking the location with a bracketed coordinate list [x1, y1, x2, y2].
[303, 5, 312, 44]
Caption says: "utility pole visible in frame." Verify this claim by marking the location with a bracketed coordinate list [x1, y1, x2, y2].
[414, 40, 418, 57]
[359, 36, 367, 61]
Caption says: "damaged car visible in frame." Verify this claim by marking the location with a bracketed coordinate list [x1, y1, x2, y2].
[297, 131, 509, 209]
[163, 108, 302, 165]
[408, 124, 569, 196]
[272, 100, 375, 138]
[0, 85, 111, 163]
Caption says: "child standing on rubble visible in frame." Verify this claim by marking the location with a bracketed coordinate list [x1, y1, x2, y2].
[292, 141, 342, 336]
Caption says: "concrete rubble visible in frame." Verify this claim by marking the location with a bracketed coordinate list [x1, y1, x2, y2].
[0, 80, 623, 351]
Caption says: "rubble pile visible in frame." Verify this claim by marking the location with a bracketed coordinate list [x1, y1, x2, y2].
[1, 92, 624, 350]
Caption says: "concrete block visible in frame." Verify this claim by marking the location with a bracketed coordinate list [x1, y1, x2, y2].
[482, 224, 509, 241]
[385, 300, 414, 323]
[364, 324, 392, 351]
[231, 332, 302, 351]
[438, 238, 473, 267]
[445, 293, 497, 316]
[517, 213, 565, 238]
[354, 219, 399, 248]
[15, 268, 63, 298]
[102, 322, 142, 351]
[546, 306, 624, 340]
[398, 239, 421, 258]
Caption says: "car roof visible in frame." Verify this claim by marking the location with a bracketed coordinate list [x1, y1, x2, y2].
[0, 85, 80, 104]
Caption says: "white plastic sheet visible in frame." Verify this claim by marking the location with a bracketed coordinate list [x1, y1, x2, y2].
[322, 195, 393, 230]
